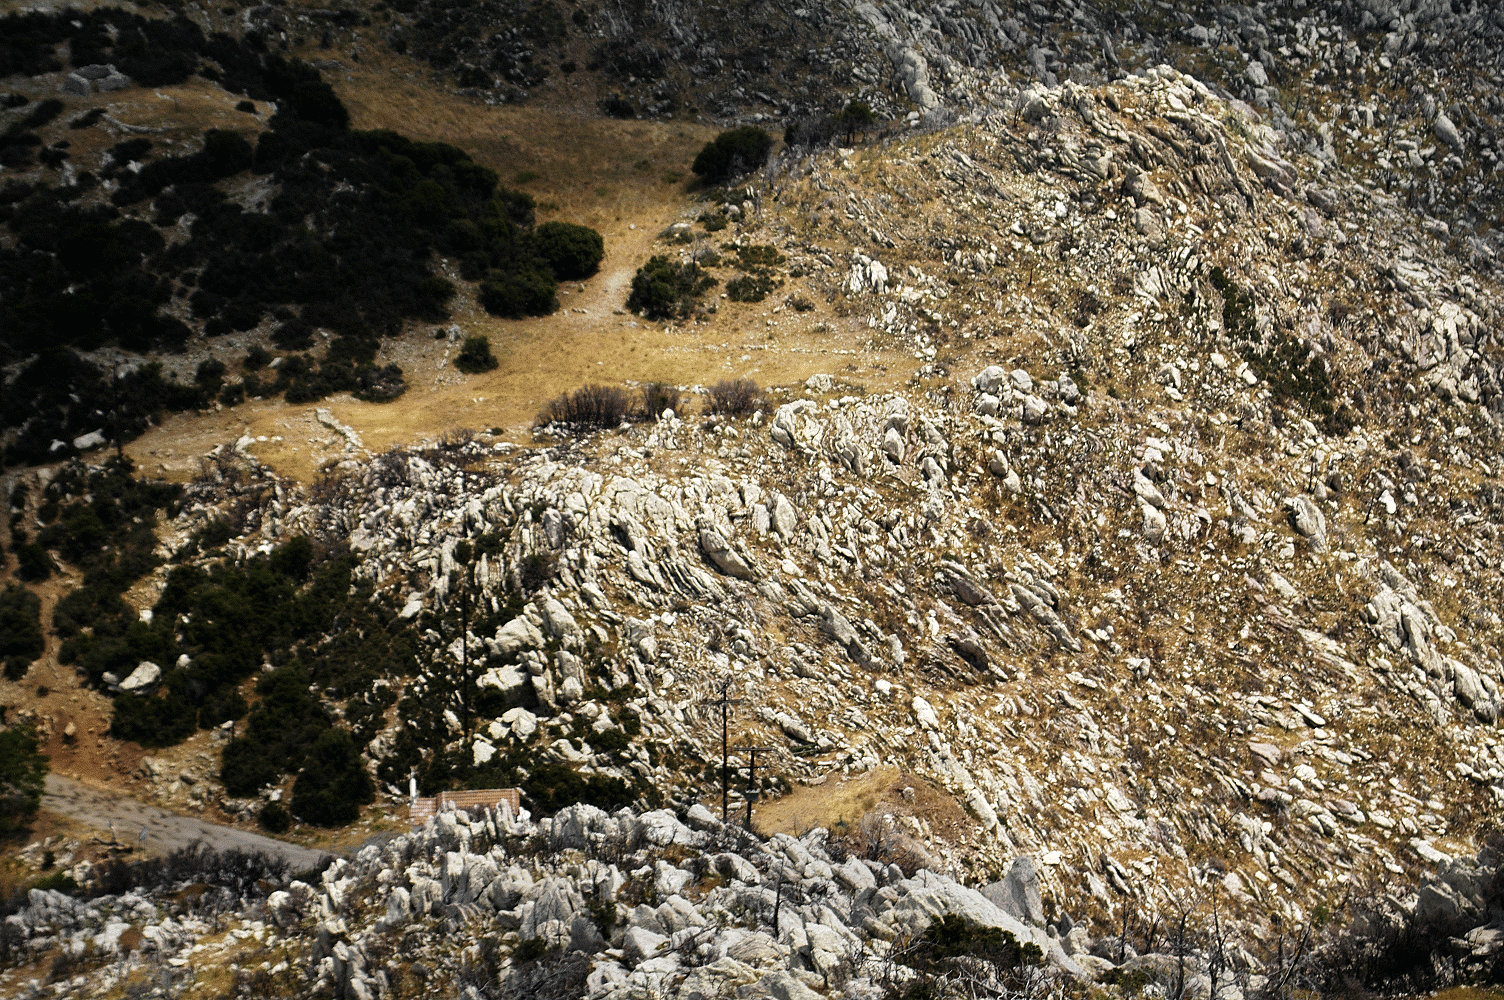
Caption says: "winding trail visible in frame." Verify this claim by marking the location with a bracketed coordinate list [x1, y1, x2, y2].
[43, 774, 331, 871]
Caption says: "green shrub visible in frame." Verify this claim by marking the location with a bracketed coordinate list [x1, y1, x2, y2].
[0, 724, 47, 835]
[691, 127, 773, 182]
[600, 95, 635, 119]
[639, 382, 682, 418]
[592, 728, 630, 755]
[735, 244, 784, 269]
[0, 583, 44, 671]
[32, 871, 78, 894]
[15, 542, 54, 582]
[532, 221, 605, 279]
[194, 357, 227, 393]
[1210, 266, 1338, 427]
[198, 688, 249, 729]
[479, 267, 558, 318]
[522, 762, 635, 815]
[725, 273, 776, 302]
[519, 551, 558, 593]
[626, 255, 716, 320]
[243, 346, 272, 370]
[258, 801, 292, 834]
[919, 915, 1042, 964]
[109, 691, 198, 748]
[454, 335, 500, 374]
[290, 727, 374, 826]
[834, 99, 877, 144]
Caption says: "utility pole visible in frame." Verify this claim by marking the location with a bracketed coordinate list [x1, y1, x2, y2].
[713, 676, 743, 822]
[743, 743, 773, 829]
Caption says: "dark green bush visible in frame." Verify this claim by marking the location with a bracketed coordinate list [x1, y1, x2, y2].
[454, 335, 499, 374]
[592, 728, 630, 755]
[0, 724, 46, 836]
[290, 727, 374, 826]
[0, 584, 43, 674]
[194, 357, 227, 393]
[725, 273, 776, 303]
[258, 801, 291, 834]
[531, 221, 605, 279]
[1210, 267, 1339, 428]
[522, 763, 635, 816]
[626, 255, 715, 320]
[639, 382, 682, 418]
[600, 95, 635, 119]
[691, 127, 773, 182]
[108, 691, 197, 748]
[479, 267, 558, 318]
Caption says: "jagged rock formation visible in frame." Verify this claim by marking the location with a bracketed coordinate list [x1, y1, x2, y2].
[12, 800, 1504, 999]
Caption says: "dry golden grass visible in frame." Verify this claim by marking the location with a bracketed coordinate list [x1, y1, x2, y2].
[753, 766, 969, 841]
[72, 37, 923, 482]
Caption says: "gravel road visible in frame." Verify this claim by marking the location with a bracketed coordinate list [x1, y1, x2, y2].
[43, 774, 332, 871]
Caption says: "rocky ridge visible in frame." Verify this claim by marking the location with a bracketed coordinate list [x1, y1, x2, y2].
[12, 48, 1504, 992]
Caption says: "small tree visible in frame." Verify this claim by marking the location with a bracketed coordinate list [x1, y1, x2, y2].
[834, 99, 877, 144]
[454, 335, 500, 374]
[0, 725, 48, 836]
[691, 127, 773, 182]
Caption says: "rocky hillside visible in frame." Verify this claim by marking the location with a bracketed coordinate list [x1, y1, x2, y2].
[7, 0, 1504, 998]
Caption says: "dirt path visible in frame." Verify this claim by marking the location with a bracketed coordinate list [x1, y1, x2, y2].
[42, 774, 332, 872]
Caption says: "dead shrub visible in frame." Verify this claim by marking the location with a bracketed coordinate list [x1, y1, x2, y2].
[639, 382, 683, 418]
[704, 378, 765, 416]
[537, 385, 631, 429]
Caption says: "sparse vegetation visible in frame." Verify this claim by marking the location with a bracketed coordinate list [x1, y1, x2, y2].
[0, 14, 599, 468]
[537, 384, 631, 428]
[704, 378, 765, 415]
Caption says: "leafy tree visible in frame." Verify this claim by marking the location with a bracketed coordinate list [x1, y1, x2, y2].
[0, 725, 47, 836]
[690, 126, 773, 182]
[454, 335, 500, 374]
